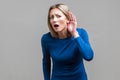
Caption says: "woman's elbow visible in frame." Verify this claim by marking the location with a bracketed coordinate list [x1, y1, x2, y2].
[84, 49, 94, 61]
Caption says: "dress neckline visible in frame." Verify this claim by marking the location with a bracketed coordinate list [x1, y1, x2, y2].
[48, 32, 73, 41]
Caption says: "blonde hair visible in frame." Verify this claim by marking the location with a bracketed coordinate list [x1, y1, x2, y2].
[47, 3, 71, 38]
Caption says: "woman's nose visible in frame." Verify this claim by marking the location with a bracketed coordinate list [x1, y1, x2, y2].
[53, 17, 58, 21]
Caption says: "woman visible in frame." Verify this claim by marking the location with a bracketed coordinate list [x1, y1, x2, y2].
[41, 3, 94, 80]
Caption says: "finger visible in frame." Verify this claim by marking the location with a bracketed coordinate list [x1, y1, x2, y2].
[74, 16, 77, 23]
[69, 11, 73, 21]
[68, 11, 77, 26]
[70, 12, 76, 22]
[72, 13, 76, 22]
[72, 13, 77, 24]
[71, 13, 75, 21]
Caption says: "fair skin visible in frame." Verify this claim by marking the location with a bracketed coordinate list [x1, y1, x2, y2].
[49, 8, 79, 39]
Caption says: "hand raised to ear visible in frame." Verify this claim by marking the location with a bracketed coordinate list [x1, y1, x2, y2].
[67, 12, 79, 38]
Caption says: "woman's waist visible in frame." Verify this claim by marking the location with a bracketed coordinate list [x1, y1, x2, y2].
[52, 62, 86, 76]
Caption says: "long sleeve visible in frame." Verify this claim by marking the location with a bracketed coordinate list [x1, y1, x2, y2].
[74, 28, 94, 61]
[41, 36, 51, 80]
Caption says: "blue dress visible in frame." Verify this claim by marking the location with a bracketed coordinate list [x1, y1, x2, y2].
[41, 28, 94, 80]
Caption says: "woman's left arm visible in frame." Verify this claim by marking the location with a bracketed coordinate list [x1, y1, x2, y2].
[67, 12, 94, 61]
[74, 28, 94, 61]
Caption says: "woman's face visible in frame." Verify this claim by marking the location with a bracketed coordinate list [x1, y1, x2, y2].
[49, 8, 69, 33]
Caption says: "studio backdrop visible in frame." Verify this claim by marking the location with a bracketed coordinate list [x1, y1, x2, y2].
[0, 0, 120, 80]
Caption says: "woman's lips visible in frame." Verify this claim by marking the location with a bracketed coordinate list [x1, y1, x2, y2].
[54, 24, 59, 27]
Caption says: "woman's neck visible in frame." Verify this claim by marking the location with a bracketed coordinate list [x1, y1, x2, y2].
[57, 32, 67, 39]
[57, 30, 70, 39]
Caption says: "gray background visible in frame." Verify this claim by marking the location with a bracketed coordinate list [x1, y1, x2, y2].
[0, 0, 120, 80]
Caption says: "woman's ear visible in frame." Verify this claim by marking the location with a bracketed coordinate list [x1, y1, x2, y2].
[66, 19, 70, 24]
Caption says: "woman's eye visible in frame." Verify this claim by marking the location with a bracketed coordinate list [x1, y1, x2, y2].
[57, 15, 61, 18]
[49, 15, 61, 19]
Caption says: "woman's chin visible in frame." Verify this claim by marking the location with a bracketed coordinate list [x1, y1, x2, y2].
[53, 28, 61, 32]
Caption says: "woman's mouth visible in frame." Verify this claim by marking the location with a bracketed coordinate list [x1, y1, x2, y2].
[54, 24, 59, 27]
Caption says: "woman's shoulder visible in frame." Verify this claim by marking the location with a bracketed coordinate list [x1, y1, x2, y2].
[77, 27, 88, 34]
[41, 32, 51, 41]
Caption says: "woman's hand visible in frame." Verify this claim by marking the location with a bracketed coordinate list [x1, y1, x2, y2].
[67, 12, 79, 38]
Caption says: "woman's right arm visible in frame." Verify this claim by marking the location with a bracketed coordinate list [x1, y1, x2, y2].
[41, 35, 51, 80]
